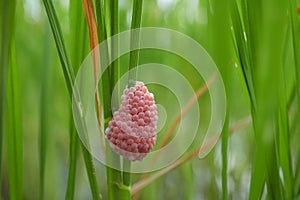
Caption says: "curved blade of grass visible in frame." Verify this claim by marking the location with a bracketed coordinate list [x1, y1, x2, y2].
[221, 112, 229, 200]
[7, 40, 23, 200]
[247, 0, 288, 199]
[42, 1, 101, 199]
[288, 0, 300, 197]
[230, 1, 266, 199]
[66, 1, 88, 199]
[0, 0, 16, 194]
[128, 0, 143, 85]
[230, 0, 256, 110]
[42, 0, 75, 94]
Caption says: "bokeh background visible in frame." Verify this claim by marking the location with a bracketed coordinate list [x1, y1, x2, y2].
[1, 0, 300, 199]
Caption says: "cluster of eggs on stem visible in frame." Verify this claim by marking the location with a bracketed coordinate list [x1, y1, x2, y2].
[106, 81, 158, 161]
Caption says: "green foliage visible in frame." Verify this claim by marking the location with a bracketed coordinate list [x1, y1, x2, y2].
[7, 42, 23, 200]
[1, 0, 300, 199]
[42, 0, 101, 199]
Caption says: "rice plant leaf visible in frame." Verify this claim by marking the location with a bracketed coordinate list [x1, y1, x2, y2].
[7, 40, 23, 200]
[42, 0, 75, 94]
[110, 0, 119, 88]
[0, 0, 16, 196]
[276, 25, 293, 199]
[128, 0, 143, 84]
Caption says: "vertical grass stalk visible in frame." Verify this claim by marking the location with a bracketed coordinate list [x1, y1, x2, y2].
[208, 0, 231, 198]
[0, 0, 16, 194]
[128, 0, 143, 86]
[7, 41, 23, 200]
[39, 24, 53, 199]
[42, 0, 101, 198]
[65, 1, 87, 199]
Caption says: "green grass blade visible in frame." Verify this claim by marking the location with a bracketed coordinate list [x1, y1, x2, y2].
[246, 0, 289, 199]
[0, 0, 16, 194]
[221, 113, 229, 200]
[276, 26, 293, 198]
[128, 0, 143, 85]
[39, 24, 53, 199]
[70, 0, 86, 74]
[288, 0, 300, 197]
[248, 150, 266, 200]
[65, 1, 88, 199]
[65, 119, 79, 200]
[110, 0, 119, 88]
[95, 0, 107, 43]
[180, 162, 194, 200]
[7, 40, 23, 200]
[42, 0, 75, 95]
[229, 0, 256, 110]
[289, 0, 300, 116]
[207, 0, 231, 198]
[295, 155, 300, 196]
[42, 1, 101, 199]
[104, 0, 112, 38]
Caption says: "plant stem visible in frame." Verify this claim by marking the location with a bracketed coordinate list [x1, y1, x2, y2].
[39, 23, 53, 199]
[128, 0, 143, 87]
[120, 0, 144, 197]
[7, 40, 23, 200]
[0, 0, 16, 195]
[221, 112, 229, 200]
[66, 119, 79, 200]
[122, 159, 131, 187]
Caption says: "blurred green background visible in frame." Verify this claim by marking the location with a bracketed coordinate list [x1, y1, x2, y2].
[1, 0, 300, 199]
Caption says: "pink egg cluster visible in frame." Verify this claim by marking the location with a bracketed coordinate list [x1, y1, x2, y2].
[106, 81, 158, 161]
